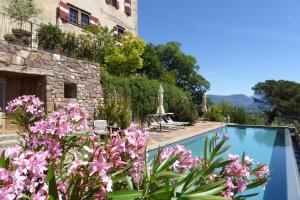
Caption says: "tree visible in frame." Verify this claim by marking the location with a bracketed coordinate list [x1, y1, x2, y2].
[4, 0, 40, 21]
[155, 42, 210, 102]
[76, 26, 116, 64]
[139, 43, 164, 79]
[253, 80, 300, 123]
[204, 101, 249, 124]
[105, 32, 146, 76]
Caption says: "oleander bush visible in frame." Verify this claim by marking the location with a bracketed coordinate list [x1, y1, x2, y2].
[0, 95, 270, 199]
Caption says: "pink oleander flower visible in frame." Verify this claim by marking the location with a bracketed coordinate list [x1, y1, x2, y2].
[223, 134, 230, 140]
[6, 95, 44, 117]
[123, 124, 149, 186]
[237, 179, 247, 192]
[222, 178, 235, 198]
[69, 152, 88, 174]
[30, 102, 90, 139]
[1, 150, 51, 199]
[228, 153, 239, 161]
[89, 155, 111, 176]
[225, 154, 251, 178]
[244, 156, 253, 165]
[255, 165, 270, 177]
[160, 145, 199, 173]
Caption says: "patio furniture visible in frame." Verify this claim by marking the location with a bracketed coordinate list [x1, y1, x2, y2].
[93, 120, 109, 135]
[155, 116, 184, 129]
[163, 114, 190, 126]
[147, 117, 178, 130]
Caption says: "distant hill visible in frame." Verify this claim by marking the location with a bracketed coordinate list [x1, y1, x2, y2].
[207, 94, 259, 110]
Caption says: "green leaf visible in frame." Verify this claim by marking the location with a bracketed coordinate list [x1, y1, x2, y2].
[149, 189, 173, 199]
[209, 140, 226, 162]
[179, 195, 229, 200]
[185, 185, 226, 197]
[216, 145, 232, 156]
[156, 152, 182, 173]
[0, 151, 6, 168]
[196, 181, 226, 192]
[107, 190, 143, 200]
[47, 161, 59, 200]
[246, 178, 267, 190]
[152, 171, 184, 180]
[251, 164, 267, 175]
[204, 137, 208, 161]
[214, 159, 233, 168]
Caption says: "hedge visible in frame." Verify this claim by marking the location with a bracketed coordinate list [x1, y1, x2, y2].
[101, 72, 198, 124]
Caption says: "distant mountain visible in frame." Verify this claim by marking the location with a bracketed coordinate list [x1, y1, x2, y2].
[207, 94, 259, 110]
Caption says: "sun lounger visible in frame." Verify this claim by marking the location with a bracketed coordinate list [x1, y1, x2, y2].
[147, 117, 178, 130]
[163, 115, 190, 126]
[154, 116, 184, 129]
[93, 120, 109, 135]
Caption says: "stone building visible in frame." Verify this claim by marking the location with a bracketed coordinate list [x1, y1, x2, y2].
[0, 41, 102, 133]
[0, 0, 138, 45]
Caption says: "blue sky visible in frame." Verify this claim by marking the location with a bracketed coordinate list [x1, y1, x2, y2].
[138, 0, 300, 96]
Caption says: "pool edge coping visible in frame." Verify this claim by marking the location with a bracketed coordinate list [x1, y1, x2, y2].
[147, 124, 225, 151]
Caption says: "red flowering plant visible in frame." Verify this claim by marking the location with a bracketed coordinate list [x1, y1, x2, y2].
[0, 95, 269, 200]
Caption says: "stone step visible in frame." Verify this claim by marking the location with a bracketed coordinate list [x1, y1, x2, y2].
[0, 134, 19, 142]
[0, 140, 18, 149]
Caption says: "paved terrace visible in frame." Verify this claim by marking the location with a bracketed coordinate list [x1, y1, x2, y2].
[147, 121, 224, 151]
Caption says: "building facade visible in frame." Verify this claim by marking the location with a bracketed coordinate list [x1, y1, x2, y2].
[0, 0, 138, 43]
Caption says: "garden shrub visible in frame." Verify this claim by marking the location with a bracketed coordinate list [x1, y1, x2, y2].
[101, 73, 198, 123]
[36, 23, 65, 52]
[76, 26, 116, 64]
[96, 93, 131, 129]
[4, 33, 17, 43]
[205, 101, 251, 124]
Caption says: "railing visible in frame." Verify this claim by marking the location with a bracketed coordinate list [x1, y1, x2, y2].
[0, 12, 40, 48]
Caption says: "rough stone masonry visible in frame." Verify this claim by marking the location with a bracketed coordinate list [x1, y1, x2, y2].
[0, 41, 103, 116]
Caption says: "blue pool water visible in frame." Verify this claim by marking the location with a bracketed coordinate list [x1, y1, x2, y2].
[148, 126, 300, 200]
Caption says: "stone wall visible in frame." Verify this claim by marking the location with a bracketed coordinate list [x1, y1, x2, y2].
[0, 41, 102, 116]
[0, 111, 3, 135]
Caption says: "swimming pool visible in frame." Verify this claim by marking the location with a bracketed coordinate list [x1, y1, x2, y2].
[148, 126, 300, 200]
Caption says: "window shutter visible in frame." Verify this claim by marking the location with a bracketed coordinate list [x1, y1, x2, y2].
[124, 0, 131, 16]
[59, 1, 70, 21]
[115, 0, 120, 9]
[90, 16, 99, 26]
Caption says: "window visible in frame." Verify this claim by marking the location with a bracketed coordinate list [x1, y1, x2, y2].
[117, 25, 125, 35]
[81, 13, 90, 26]
[64, 83, 77, 98]
[112, 0, 117, 6]
[107, 0, 119, 9]
[69, 8, 78, 24]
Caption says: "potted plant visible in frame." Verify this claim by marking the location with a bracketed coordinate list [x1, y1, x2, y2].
[3, 0, 40, 46]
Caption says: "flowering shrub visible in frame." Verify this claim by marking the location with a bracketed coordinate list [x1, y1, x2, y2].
[0, 95, 270, 200]
[160, 145, 199, 173]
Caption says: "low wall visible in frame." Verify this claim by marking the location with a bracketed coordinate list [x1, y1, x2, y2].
[0, 41, 103, 116]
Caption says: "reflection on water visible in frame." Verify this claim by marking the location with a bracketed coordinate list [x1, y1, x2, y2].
[252, 129, 285, 147]
[235, 127, 246, 142]
[253, 130, 275, 147]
